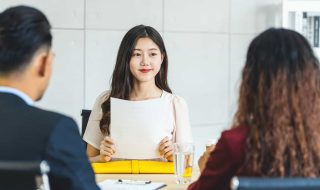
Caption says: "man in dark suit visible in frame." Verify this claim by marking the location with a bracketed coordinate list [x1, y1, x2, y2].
[0, 6, 100, 190]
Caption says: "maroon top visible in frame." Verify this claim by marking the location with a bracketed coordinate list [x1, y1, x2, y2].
[188, 125, 248, 190]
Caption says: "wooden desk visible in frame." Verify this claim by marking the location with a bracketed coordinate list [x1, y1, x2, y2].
[96, 168, 200, 190]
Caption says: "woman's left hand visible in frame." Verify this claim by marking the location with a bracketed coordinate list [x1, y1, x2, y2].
[159, 136, 173, 161]
[198, 145, 215, 172]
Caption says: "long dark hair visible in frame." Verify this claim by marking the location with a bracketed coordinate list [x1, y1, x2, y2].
[100, 25, 172, 135]
[235, 28, 320, 177]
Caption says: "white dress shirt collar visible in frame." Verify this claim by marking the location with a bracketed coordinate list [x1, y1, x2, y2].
[0, 86, 34, 105]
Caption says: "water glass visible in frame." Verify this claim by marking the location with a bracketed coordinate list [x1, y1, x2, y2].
[173, 143, 194, 184]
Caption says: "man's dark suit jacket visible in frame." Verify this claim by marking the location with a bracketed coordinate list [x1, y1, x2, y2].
[188, 125, 248, 190]
[0, 92, 100, 190]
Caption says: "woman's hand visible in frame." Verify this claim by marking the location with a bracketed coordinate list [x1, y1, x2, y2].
[99, 136, 116, 162]
[198, 145, 215, 172]
[159, 136, 174, 161]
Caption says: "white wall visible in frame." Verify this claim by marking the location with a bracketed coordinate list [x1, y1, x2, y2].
[0, 0, 282, 159]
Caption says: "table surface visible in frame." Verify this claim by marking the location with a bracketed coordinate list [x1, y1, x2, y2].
[96, 168, 200, 190]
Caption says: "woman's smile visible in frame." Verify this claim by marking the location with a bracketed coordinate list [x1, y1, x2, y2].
[139, 68, 152, 73]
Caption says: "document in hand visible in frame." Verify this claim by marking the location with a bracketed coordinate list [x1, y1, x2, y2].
[110, 97, 173, 159]
[99, 179, 166, 190]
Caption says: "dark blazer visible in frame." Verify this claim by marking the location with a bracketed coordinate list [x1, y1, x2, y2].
[188, 125, 248, 190]
[0, 92, 100, 190]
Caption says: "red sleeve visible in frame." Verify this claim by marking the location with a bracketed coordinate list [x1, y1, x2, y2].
[188, 130, 245, 190]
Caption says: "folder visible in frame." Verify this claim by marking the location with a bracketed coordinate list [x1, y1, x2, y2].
[92, 160, 174, 174]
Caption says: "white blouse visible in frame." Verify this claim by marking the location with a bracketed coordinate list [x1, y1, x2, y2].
[83, 90, 193, 150]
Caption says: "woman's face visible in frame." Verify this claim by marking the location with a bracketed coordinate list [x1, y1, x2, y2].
[129, 37, 163, 84]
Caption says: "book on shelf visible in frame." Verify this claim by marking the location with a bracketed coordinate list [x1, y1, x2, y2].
[302, 12, 308, 37]
[307, 15, 314, 45]
[289, 11, 320, 48]
[314, 16, 319, 47]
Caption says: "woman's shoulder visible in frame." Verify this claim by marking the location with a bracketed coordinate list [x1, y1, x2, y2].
[91, 90, 111, 110]
[219, 125, 248, 155]
[96, 90, 111, 102]
[221, 125, 248, 141]
[162, 91, 188, 106]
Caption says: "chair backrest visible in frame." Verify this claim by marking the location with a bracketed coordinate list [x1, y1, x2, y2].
[0, 160, 50, 190]
[231, 177, 320, 190]
[81, 109, 92, 137]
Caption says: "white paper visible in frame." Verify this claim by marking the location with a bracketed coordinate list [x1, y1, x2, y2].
[110, 97, 173, 159]
[99, 179, 166, 190]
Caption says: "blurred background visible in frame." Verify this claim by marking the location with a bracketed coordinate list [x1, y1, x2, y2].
[0, 0, 284, 159]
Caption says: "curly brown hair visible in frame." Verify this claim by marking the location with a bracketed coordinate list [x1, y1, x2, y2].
[235, 28, 320, 177]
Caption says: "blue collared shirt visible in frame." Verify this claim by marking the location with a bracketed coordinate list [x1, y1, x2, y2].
[0, 86, 34, 106]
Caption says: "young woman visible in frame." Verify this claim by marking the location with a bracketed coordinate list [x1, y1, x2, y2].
[83, 25, 193, 162]
[188, 28, 320, 190]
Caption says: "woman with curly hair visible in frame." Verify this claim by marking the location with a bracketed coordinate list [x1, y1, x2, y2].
[188, 28, 320, 190]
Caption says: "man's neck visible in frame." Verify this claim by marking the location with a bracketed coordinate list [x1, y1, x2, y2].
[0, 86, 34, 105]
[0, 76, 36, 101]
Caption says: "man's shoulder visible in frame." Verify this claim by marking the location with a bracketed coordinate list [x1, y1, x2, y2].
[30, 106, 74, 123]
[25, 106, 78, 135]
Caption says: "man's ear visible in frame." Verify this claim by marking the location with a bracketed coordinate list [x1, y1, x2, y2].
[35, 51, 52, 77]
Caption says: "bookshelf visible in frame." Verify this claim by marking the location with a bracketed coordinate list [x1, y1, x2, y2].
[282, 0, 320, 55]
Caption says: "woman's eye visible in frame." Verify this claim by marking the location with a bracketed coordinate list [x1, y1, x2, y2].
[150, 53, 157, 56]
[133, 53, 141, 57]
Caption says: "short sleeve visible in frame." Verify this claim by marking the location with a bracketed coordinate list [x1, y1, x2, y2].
[173, 95, 193, 143]
[83, 91, 110, 149]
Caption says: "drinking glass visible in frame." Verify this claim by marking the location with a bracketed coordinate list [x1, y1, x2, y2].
[173, 143, 194, 184]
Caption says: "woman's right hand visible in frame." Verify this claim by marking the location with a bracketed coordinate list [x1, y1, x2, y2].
[99, 136, 116, 162]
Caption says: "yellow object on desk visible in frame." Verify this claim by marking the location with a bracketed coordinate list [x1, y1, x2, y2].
[92, 160, 174, 174]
